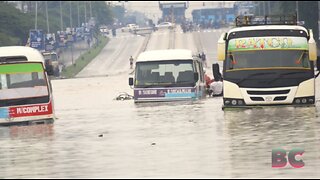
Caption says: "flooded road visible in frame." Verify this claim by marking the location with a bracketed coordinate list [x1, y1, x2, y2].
[1, 28, 320, 178]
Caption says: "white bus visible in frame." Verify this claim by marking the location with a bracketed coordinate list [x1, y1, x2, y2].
[216, 15, 319, 109]
[0, 46, 55, 126]
[129, 49, 206, 102]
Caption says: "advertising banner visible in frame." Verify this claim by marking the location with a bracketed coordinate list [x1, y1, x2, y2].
[29, 29, 45, 51]
[45, 33, 56, 51]
[228, 36, 308, 51]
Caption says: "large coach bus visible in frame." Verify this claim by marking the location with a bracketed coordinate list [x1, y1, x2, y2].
[215, 15, 319, 108]
[0, 46, 55, 126]
[129, 49, 206, 102]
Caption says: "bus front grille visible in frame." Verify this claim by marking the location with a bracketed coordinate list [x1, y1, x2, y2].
[247, 90, 290, 95]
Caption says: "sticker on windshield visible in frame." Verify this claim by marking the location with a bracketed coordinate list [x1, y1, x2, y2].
[228, 37, 308, 51]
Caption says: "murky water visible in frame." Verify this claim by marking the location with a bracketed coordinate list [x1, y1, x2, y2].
[0, 72, 320, 178]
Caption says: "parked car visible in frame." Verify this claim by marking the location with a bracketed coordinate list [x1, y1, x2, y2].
[155, 22, 175, 29]
[121, 24, 139, 32]
[99, 26, 109, 35]
[42, 51, 60, 77]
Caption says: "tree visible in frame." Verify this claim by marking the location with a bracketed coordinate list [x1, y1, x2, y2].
[0, 1, 115, 46]
[299, 1, 319, 43]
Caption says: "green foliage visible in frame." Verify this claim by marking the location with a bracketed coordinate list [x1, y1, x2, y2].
[112, 5, 126, 22]
[0, 1, 114, 46]
[0, 2, 34, 45]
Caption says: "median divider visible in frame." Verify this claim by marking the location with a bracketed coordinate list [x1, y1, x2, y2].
[60, 34, 109, 79]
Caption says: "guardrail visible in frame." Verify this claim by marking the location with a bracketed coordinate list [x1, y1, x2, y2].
[133, 27, 154, 35]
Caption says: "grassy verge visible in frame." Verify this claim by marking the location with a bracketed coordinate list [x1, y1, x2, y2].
[60, 35, 109, 78]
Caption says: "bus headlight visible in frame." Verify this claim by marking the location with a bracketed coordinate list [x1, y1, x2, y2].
[293, 96, 315, 105]
[302, 98, 307, 104]
[224, 98, 246, 106]
[231, 100, 237, 105]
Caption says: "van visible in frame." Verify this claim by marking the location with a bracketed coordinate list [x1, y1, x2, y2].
[129, 49, 206, 102]
[42, 51, 60, 77]
[0, 46, 55, 126]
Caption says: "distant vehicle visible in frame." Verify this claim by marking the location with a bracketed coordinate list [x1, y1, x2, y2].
[129, 49, 206, 102]
[42, 51, 60, 77]
[216, 14, 319, 109]
[0, 46, 55, 126]
[112, 28, 116, 37]
[155, 22, 174, 29]
[121, 24, 139, 32]
[99, 26, 109, 35]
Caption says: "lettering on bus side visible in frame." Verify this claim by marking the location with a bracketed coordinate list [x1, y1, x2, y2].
[167, 89, 192, 93]
[138, 90, 157, 95]
[228, 37, 308, 51]
[9, 104, 53, 118]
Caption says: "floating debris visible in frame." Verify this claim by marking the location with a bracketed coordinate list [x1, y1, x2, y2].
[115, 92, 134, 101]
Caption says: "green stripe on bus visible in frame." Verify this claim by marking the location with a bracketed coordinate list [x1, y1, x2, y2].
[0, 63, 43, 74]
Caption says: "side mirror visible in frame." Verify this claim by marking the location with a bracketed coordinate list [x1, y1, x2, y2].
[212, 63, 222, 81]
[308, 29, 317, 61]
[317, 56, 320, 71]
[129, 77, 134, 86]
[194, 73, 199, 82]
[217, 33, 226, 61]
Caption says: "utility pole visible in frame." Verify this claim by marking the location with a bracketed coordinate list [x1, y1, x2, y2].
[46, 1, 50, 33]
[89, 1, 92, 18]
[60, 1, 63, 31]
[35, 1, 38, 29]
[296, 1, 299, 21]
[263, 1, 266, 16]
[84, 1, 87, 23]
[70, 1, 72, 28]
[77, 1, 80, 27]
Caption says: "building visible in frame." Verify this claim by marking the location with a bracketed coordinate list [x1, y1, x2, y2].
[158, 1, 188, 24]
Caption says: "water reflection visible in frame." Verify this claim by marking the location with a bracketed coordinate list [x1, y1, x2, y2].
[0, 124, 55, 179]
[0, 124, 54, 140]
[2, 72, 320, 178]
[223, 107, 320, 178]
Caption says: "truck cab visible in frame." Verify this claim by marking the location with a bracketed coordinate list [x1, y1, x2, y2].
[42, 51, 60, 77]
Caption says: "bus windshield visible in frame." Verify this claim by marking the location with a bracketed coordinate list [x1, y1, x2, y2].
[226, 50, 310, 71]
[226, 36, 310, 71]
[135, 60, 195, 87]
[0, 63, 49, 104]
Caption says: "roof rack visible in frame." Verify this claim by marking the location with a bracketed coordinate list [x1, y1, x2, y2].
[235, 14, 297, 27]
